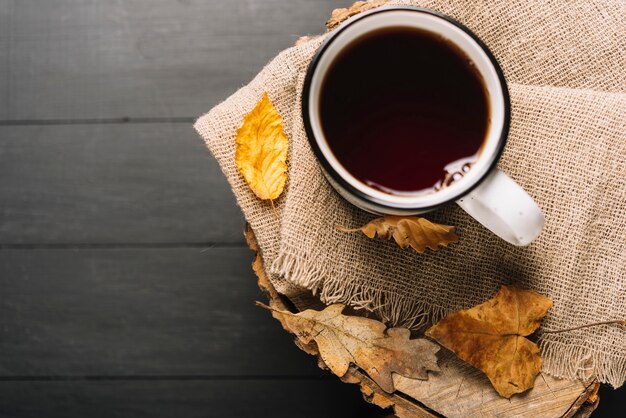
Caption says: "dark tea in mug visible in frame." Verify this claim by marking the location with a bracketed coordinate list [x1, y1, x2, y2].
[305, 8, 544, 245]
[319, 27, 490, 195]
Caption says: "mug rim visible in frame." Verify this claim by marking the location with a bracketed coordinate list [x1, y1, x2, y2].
[301, 6, 511, 212]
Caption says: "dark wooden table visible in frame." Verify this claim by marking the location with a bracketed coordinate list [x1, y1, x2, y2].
[0, 1, 621, 417]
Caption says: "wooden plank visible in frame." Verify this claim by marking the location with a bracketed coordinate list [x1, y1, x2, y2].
[392, 353, 589, 418]
[0, 124, 243, 244]
[0, 0, 347, 121]
[0, 247, 323, 377]
[0, 379, 387, 418]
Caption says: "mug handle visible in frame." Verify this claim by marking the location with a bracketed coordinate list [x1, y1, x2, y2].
[456, 169, 544, 246]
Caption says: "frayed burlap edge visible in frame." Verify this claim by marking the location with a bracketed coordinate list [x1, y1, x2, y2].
[272, 245, 626, 388]
[539, 338, 626, 389]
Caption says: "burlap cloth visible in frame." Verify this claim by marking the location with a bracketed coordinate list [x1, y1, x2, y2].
[195, 0, 626, 388]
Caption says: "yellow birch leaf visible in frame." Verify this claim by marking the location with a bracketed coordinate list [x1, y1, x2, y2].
[235, 93, 288, 201]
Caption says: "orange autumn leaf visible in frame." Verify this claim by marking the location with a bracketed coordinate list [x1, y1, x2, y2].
[258, 303, 440, 393]
[426, 285, 553, 398]
[338, 216, 459, 253]
[326, 0, 388, 30]
[235, 92, 288, 201]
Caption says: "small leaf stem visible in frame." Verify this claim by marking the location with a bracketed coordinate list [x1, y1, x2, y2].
[542, 319, 625, 334]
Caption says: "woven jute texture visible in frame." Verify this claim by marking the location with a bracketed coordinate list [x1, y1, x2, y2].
[194, 0, 626, 387]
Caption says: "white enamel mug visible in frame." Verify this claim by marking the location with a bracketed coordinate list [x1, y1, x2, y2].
[302, 7, 544, 246]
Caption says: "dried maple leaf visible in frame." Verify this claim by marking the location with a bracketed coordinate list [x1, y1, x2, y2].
[235, 92, 288, 201]
[338, 216, 459, 253]
[326, 0, 389, 30]
[258, 303, 440, 393]
[425, 285, 553, 398]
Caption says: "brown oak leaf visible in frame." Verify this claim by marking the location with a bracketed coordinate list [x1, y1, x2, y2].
[258, 303, 440, 393]
[338, 216, 459, 253]
[425, 285, 553, 398]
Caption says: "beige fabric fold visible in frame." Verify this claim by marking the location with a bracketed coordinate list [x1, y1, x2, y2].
[195, 0, 626, 387]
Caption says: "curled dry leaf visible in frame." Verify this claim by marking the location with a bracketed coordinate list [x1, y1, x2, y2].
[425, 285, 553, 398]
[338, 216, 459, 253]
[235, 92, 288, 201]
[326, 0, 389, 30]
[258, 303, 440, 393]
